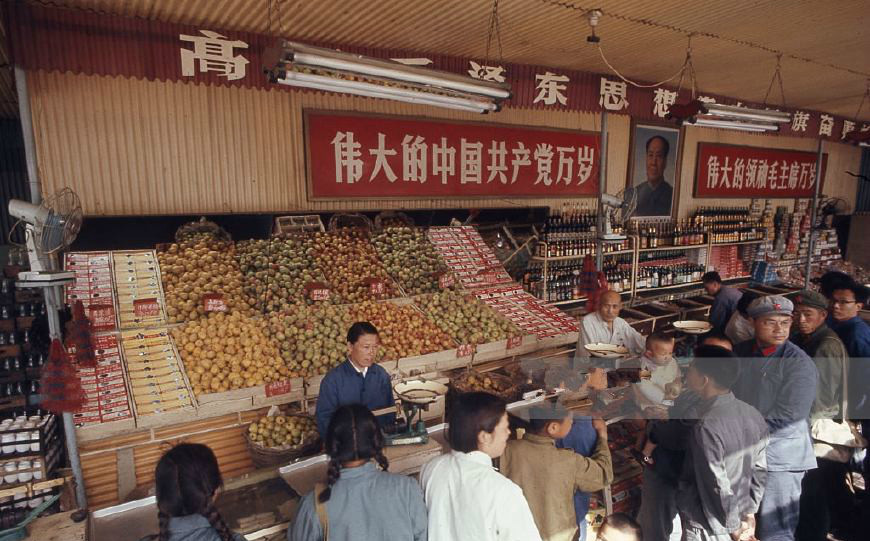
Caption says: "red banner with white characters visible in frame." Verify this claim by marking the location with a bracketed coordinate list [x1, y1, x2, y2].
[694, 143, 827, 198]
[306, 111, 600, 198]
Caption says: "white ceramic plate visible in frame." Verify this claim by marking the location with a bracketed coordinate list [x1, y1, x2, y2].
[673, 320, 713, 334]
[584, 343, 629, 358]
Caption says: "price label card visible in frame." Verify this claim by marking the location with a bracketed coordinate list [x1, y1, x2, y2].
[456, 343, 476, 358]
[507, 335, 523, 350]
[365, 278, 386, 296]
[437, 273, 455, 289]
[89, 304, 116, 331]
[305, 282, 331, 302]
[202, 293, 228, 312]
[132, 298, 160, 317]
[265, 380, 293, 397]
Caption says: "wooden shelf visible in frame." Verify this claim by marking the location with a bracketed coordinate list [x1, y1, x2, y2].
[635, 281, 704, 295]
[531, 249, 633, 262]
[710, 240, 765, 246]
[638, 244, 706, 252]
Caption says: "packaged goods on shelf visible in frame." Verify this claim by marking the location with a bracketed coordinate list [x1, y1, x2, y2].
[475, 285, 579, 338]
[122, 328, 194, 416]
[112, 250, 167, 329]
[63, 251, 117, 331]
[71, 334, 132, 427]
[428, 227, 513, 288]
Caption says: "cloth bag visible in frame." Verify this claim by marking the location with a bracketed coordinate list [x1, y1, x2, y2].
[811, 359, 867, 462]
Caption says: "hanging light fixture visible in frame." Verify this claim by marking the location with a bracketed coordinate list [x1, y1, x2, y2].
[263, 41, 511, 113]
[692, 118, 780, 132]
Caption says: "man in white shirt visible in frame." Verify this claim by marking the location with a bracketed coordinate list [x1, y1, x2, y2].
[575, 290, 646, 366]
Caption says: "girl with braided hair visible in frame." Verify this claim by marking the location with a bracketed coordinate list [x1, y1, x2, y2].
[288, 404, 427, 541]
[155, 443, 245, 541]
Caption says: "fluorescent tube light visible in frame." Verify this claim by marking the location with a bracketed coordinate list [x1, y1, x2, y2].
[702, 103, 791, 123]
[263, 40, 511, 113]
[692, 118, 780, 132]
[275, 71, 498, 113]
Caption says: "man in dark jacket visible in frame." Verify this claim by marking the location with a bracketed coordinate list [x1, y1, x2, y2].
[315, 322, 395, 436]
[678, 346, 769, 541]
[791, 290, 851, 541]
[702, 272, 743, 332]
[733, 296, 818, 541]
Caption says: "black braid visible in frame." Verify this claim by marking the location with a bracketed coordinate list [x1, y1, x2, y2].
[202, 500, 234, 541]
[157, 510, 171, 541]
[319, 457, 342, 503]
[375, 451, 389, 472]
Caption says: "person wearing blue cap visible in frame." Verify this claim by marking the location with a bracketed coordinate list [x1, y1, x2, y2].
[732, 296, 818, 541]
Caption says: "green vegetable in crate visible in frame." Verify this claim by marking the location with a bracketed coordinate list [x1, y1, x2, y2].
[416, 291, 521, 345]
[371, 227, 451, 295]
[236, 235, 334, 309]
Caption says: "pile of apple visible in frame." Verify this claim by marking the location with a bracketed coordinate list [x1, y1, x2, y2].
[415, 291, 521, 345]
[313, 229, 398, 302]
[371, 227, 452, 295]
[158, 237, 254, 323]
[236, 235, 331, 310]
[266, 304, 353, 378]
[172, 311, 288, 396]
[347, 300, 455, 360]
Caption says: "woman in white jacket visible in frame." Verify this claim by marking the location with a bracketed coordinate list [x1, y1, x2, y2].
[420, 392, 542, 541]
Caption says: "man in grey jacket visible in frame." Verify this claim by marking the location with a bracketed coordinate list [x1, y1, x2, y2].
[733, 296, 819, 541]
[678, 345, 769, 541]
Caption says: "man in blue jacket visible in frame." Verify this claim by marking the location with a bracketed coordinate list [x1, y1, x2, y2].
[733, 296, 818, 541]
[315, 322, 395, 436]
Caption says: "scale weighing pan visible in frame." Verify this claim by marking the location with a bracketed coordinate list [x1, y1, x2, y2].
[394, 379, 448, 404]
[584, 343, 629, 358]
[673, 320, 713, 334]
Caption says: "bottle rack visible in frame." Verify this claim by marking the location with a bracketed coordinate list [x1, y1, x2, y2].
[527, 234, 766, 307]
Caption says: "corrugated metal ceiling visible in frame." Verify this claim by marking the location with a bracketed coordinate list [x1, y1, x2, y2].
[1, 0, 869, 119]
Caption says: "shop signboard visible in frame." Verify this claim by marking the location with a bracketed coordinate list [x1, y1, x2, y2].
[694, 143, 827, 198]
[306, 111, 600, 199]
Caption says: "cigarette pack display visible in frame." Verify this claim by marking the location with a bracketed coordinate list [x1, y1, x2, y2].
[112, 251, 168, 329]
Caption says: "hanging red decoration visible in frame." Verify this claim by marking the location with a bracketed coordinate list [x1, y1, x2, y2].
[40, 338, 86, 413]
[65, 300, 96, 368]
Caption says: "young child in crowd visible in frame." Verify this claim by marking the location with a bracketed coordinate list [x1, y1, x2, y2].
[289, 404, 427, 541]
[632, 332, 681, 464]
[501, 400, 613, 541]
[155, 443, 245, 541]
[594, 513, 643, 541]
[544, 366, 608, 541]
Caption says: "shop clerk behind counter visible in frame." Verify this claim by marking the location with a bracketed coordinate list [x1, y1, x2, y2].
[575, 290, 646, 367]
[315, 322, 395, 437]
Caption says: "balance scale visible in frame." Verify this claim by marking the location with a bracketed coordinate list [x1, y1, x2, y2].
[385, 379, 448, 446]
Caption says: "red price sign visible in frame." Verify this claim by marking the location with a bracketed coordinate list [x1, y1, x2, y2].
[456, 343, 476, 358]
[88, 304, 116, 331]
[202, 293, 228, 312]
[305, 282, 331, 301]
[507, 335, 523, 350]
[265, 380, 293, 397]
[365, 277, 386, 296]
[437, 273, 455, 289]
[133, 298, 160, 317]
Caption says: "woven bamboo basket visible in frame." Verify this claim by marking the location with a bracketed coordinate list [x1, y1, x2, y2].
[328, 213, 373, 233]
[244, 412, 322, 468]
[450, 369, 520, 402]
[373, 211, 415, 230]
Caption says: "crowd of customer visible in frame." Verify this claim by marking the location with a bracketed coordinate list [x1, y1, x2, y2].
[150, 271, 869, 541]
